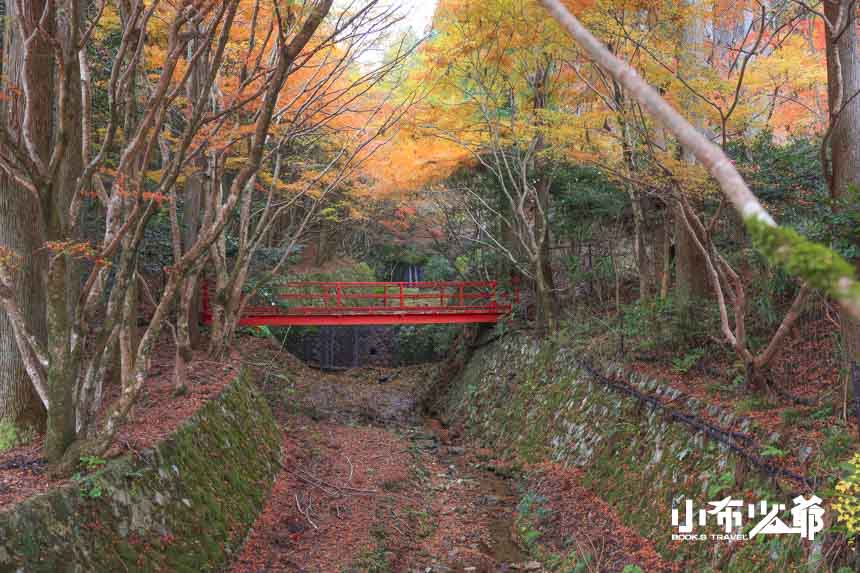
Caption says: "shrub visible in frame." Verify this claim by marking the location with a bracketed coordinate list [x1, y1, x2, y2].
[834, 453, 860, 544]
[0, 420, 35, 453]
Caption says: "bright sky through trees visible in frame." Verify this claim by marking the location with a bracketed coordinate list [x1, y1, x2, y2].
[402, 0, 438, 33]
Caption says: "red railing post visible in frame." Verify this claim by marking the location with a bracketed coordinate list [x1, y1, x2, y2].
[399, 284, 404, 307]
[383, 285, 388, 307]
[336, 284, 342, 306]
[459, 285, 464, 307]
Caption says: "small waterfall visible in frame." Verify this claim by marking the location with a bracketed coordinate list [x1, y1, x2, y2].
[404, 264, 423, 283]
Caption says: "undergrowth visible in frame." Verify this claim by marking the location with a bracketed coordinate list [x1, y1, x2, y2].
[0, 421, 35, 453]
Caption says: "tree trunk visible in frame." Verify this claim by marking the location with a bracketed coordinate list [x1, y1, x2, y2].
[674, 201, 710, 304]
[824, 1, 860, 384]
[655, 207, 671, 299]
[174, 280, 194, 393]
[629, 190, 652, 300]
[675, 0, 710, 309]
[316, 223, 329, 266]
[497, 184, 518, 277]
[207, 202, 229, 358]
[45, 256, 76, 462]
[535, 254, 557, 332]
[534, 174, 558, 331]
[57, 0, 84, 324]
[182, 32, 209, 350]
[618, 107, 653, 301]
[183, 177, 204, 350]
[0, 0, 51, 432]
[44, 0, 85, 463]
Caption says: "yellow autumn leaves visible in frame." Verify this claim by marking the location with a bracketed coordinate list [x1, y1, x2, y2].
[834, 453, 860, 542]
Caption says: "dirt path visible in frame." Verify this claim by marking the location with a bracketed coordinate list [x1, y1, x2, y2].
[230, 340, 672, 573]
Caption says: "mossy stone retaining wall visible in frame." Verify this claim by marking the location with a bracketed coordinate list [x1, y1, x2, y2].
[434, 333, 839, 572]
[0, 372, 281, 573]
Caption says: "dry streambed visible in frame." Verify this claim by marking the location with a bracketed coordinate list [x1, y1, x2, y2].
[231, 340, 665, 572]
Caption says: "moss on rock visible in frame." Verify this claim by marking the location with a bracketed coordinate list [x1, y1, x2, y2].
[0, 372, 281, 573]
[436, 333, 836, 572]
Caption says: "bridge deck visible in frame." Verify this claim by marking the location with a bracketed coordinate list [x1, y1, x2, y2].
[201, 279, 519, 326]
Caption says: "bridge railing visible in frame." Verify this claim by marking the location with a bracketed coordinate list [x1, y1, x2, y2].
[201, 278, 520, 321]
[273, 280, 518, 314]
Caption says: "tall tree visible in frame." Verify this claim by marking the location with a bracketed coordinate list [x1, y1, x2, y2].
[0, 0, 341, 466]
[418, 0, 573, 331]
[674, 0, 710, 308]
[822, 0, 860, 384]
[0, 0, 52, 433]
[539, 0, 860, 323]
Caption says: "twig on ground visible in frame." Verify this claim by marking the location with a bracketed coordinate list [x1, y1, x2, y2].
[293, 469, 341, 497]
[344, 455, 354, 484]
[389, 509, 405, 536]
[296, 467, 379, 495]
[295, 493, 319, 530]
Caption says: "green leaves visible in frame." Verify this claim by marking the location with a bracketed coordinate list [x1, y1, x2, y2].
[73, 455, 109, 498]
[760, 445, 786, 459]
[706, 470, 735, 498]
[672, 348, 705, 374]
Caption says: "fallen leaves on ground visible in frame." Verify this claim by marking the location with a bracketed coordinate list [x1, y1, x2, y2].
[0, 339, 238, 509]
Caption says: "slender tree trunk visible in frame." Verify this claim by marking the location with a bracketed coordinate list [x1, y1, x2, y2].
[675, 0, 710, 310]
[181, 32, 209, 351]
[174, 278, 196, 392]
[182, 173, 205, 350]
[208, 217, 229, 357]
[207, 180, 231, 359]
[58, 1, 84, 327]
[45, 256, 76, 462]
[316, 222, 332, 266]
[207, 299, 227, 357]
[0, 0, 51, 432]
[656, 207, 671, 298]
[497, 184, 518, 277]
[629, 190, 652, 300]
[824, 1, 860, 388]
[535, 175, 558, 330]
[534, 253, 556, 332]
[618, 108, 652, 301]
[44, 0, 85, 463]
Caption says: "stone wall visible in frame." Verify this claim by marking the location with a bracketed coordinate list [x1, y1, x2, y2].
[431, 332, 847, 572]
[285, 326, 412, 369]
[0, 373, 281, 573]
[286, 325, 440, 370]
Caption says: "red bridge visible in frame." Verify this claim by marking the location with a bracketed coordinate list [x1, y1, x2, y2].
[202, 279, 519, 326]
